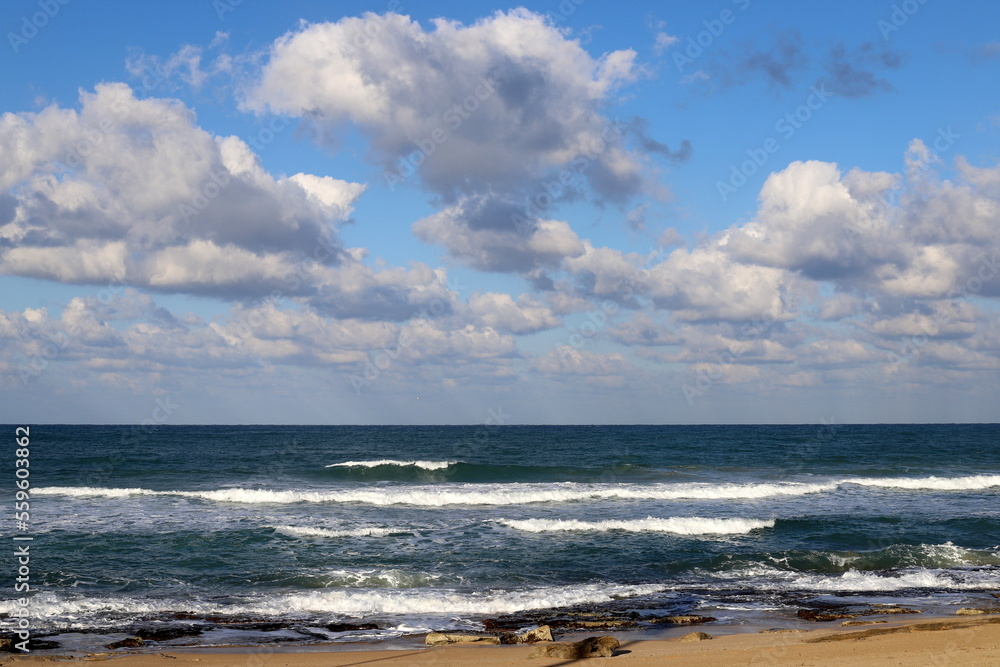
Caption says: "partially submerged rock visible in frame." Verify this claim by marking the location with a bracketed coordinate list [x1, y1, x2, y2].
[325, 622, 380, 632]
[548, 619, 638, 630]
[134, 626, 203, 642]
[106, 637, 145, 649]
[425, 632, 501, 646]
[956, 607, 1000, 615]
[648, 614, 716, 625]
[797, 609, 859, 622]
[869, 606, 920, 615]
[530, 635, 620, 659]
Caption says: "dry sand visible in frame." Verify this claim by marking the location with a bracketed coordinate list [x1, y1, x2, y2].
[5, 616, 999, 666]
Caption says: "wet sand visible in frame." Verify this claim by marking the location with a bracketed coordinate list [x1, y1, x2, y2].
[7, 616, 999, 666]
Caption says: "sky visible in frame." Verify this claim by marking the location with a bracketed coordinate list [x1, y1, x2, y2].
[1, 0, 999, 425]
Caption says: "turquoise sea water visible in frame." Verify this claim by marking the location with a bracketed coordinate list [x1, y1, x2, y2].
[5, 424, 1000, 650]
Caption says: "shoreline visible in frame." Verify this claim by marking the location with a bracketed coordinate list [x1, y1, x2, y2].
[10, 615, 1000, 665]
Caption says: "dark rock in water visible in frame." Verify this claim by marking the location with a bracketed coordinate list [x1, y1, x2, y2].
[134, 626, 204, 641]
[530, 635, 620, 659]
[869, 606, 920, 615]
[647, 614, 716, 625]
[548, 618, 638, 630]
[1, 637, 59, 652]
[107, 637, 145, 649]
[324, 622, 379, 632]
[221, 621, 287, 632]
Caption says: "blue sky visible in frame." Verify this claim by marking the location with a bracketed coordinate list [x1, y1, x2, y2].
[1, 0, 999, 424]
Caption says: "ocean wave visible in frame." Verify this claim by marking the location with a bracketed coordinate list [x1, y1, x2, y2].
[704, 563, 997, 592]
[844, 474, 1000, 491]
[5, 582, 668, 627]
[325, 460, 459, 471]
[270, 525, 395, 538]
[34, 481, 835, 506]
[33, 474, 999, 507]
[496, 516, 776, 535]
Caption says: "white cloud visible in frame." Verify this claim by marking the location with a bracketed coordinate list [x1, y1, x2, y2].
[413, 197, 585, 273]
[246, 9, 643, 201]
[466, 292, 560, 334]
[654, 32, 679, 54]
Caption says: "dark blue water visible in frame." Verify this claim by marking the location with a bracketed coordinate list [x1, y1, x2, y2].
[5, 424, 1000, 649]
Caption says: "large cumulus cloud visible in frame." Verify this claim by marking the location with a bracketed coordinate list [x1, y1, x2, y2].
[0, 84, 450, 319]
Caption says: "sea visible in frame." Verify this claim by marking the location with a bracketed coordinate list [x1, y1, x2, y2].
[5, 423, 1000, 652]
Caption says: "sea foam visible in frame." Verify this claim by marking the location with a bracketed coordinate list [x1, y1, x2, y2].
[844, 474, 1000, 491]
[270, 525, 395, 538]
[3, 582, 669, 627]
[496, 516, 775, 535]
[32, 474, 999, 507]
[34, 481, 835, 506]
[325, 460, 459, 470]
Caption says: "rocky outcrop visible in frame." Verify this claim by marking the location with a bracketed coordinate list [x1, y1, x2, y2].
[134, 626, 204, 642]
[956, 607, 1000, 615]
[325, 622, 380, 632]
[869, 606, 920, 616]
[106, 637, 145, 649]
[648, 614, 716, 625]
[502, 625, 552, 644]
[530, 635, 620, 659]
[678, 631, 713, 642]
[797, 605, 919, 622]
[548, 619, 638, 630]
[425, 632, 501, 646]
[797, 609, 859, 622]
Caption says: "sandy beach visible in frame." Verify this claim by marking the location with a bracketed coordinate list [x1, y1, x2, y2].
[6, 616, 998, 666]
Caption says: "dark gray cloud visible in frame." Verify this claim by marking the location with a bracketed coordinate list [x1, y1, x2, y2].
[822, 42, 903, 98]
[628, 117, 692, 165]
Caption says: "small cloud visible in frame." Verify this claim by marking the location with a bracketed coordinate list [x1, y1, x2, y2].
[626, 204, 648, 232]
[680, 70, 709, 84]
[972, 41, 1000, 62]
[654, 32, 679, 54]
